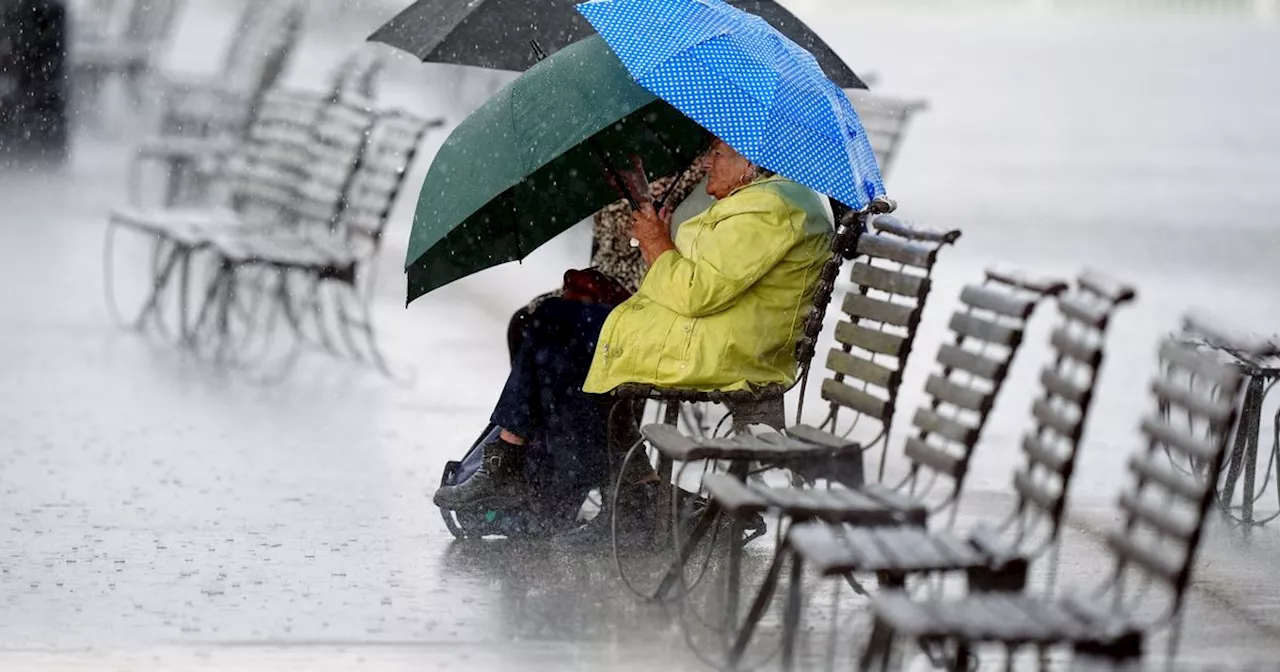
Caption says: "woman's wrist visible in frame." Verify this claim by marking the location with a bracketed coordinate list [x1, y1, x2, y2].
[638, 233, 676, 267]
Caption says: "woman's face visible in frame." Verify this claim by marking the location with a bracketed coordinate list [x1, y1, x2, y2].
[703, 140, 756, 200]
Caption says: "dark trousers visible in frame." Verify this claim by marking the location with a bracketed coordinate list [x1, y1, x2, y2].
[492, 298, 614, 491]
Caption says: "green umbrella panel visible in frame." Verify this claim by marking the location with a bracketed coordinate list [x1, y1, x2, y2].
[405, 35, 710, 304]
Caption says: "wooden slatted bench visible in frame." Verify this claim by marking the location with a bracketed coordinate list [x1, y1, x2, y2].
[105, 87, 332, 341]
[70, 0, 185, 115]
[758, 271, 1139, 669]
[859, 317, 1255, 671]
[201, 109, 440, 372]
[607, 208, 962, 603]
[128, 46, 379, 211]
[688, 269, 1070, 667]
[177, 92, 380, 362]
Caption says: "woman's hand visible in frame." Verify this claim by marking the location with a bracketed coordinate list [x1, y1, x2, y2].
[631, 202, 676, 267]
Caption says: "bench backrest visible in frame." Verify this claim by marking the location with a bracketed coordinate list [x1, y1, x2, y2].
[71, 0, 123, 37]
[334, 110, 440, 257]
[1007, 272, 1137, 548]
[223, 88, 326, 224]
[221, 49, 389, 230]
[325, 49, 386, 102]
[847, 90, 928, 180]
[291, 94, 379, 234]
[120, 0, 183, 45]
[809, 214, 961, 449]
[221, 0, 305, 108]
[1102, 322, 1245, 616]
[900, 270, 1067, 512]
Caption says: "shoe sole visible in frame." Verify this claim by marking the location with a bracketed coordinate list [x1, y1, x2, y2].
[433, 492, 528, 511]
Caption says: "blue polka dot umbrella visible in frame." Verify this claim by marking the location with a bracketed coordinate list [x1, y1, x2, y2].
[575, 0, 886, 210]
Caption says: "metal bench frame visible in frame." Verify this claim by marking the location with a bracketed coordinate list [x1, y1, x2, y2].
[763, 271, 1138, 670]
[604, 204, 963, 594]
[128, 0, 308, 207]
[670, 269, 1068, 667]
[1170, 318, 1280, 534]
[860, 317, 1252, 671]
[199, 109, 439, 375]
[105, 87, 337, 346]
[175, 93, 381, 367]
[70, 0, 185, 114]
[103, 53, 394, 352]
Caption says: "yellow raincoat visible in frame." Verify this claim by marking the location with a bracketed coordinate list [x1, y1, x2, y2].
[582, 175, 833, 394]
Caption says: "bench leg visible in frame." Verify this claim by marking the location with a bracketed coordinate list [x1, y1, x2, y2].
[950, 642, 974, 672]
[653, 402, 678, 548]
[780, 552, 805, 672]
[859, 616, 896, 671]
[135, 240, 184, 335]
[653, 458, 750, 604]
[652, 496, 720, 601]
[724, 509, 746, 629]
[728, 542, 788, 668]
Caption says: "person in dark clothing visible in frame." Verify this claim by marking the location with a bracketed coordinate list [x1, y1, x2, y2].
[481, 296, 616, 507]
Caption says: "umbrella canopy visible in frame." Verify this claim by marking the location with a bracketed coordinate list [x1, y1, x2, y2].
[577, 0, 885, 210]
[404, 35, 709, 304]
[367, 0, 867, 89]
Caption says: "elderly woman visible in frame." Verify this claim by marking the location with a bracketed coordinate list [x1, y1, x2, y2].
[433, 138, 834, 539]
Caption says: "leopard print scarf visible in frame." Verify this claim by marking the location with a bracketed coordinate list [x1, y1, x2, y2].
[591, 159, 709, 293]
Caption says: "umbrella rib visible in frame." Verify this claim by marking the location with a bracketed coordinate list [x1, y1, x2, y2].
[507, 79, 526, 261]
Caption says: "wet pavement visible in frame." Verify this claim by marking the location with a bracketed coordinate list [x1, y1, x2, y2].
[2, 1, 1280, 669]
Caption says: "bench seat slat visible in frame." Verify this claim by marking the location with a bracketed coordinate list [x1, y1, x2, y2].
[937, 344, 1007, 380]
[842, 293, 918, 328]
[1013, 471, 1059, 515]
[856, 233, 937, 269]
[834, 321, 907, 357]
[1128, 455, 1205, 502]
[1058, 294, 1111, 329]
[1078, 270, 1138, 304]
[869, 214, 961, 245]
[702, 474, 769, 514]
[821, 379, 890, 420]
[1050, 328, 1103, 366]
[1040, 367, 1090, 405]
[1022, 433, 1069, 473]
[786, 424, 863, 453]
[1151, 377, 1234, 423]
[1119, 492, 1196, 540]
[949, 313, 1021, 347]
[959, 285, 1036, 319]
[1141, 416, 1217, 461]
[858, 484, 929, 525]
[849, 262, 930, 299]
[925, 374, 991, 413]
[826, 350, 899, 390]
[912, 408, 978, 446]
[1158, 340, 1239, 386]
[1105, 531, 1182, 585]
[903, 437, 961, 478]
[1032, 398, 1081, 441]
